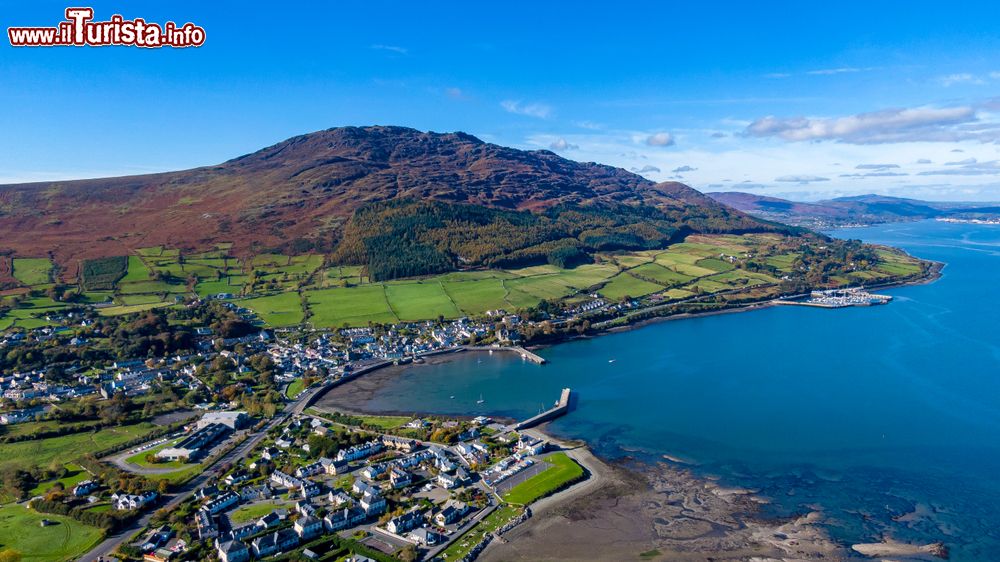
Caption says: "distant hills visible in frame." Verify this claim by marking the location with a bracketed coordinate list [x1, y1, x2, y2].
[707, 192, 1000, 228]
[0, 126, 785, 281]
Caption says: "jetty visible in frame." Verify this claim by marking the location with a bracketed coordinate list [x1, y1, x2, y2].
[515, 387, 572, 430]
[463, 345, 547, 364]
[510, 346, 547, 364]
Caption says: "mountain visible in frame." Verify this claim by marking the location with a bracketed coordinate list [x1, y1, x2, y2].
[708, 191, 1000, 228]
[0, 126, 782, 280]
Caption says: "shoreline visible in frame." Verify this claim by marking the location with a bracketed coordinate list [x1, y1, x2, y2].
[304, 263, 948, 560]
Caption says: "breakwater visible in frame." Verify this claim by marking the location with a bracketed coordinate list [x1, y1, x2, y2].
[515, 387, 571, 430]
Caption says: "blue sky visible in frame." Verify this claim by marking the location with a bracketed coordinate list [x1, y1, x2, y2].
[3, 1, 1000, 200]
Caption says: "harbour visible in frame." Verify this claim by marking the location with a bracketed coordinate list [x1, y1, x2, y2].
[775, 287, 893, 308]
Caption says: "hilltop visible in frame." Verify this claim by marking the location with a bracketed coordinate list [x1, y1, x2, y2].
[0, 126, 780, 280]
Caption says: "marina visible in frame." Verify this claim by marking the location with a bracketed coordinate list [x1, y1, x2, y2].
[776, 287, 892, 308]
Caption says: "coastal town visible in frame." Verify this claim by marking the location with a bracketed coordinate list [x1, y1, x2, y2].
[0, 237, 934, 561]
[0, 297, 586, 562]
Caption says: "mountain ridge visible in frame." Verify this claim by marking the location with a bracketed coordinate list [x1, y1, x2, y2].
[707, 191, 1000, 227]
[0, 126, 776, 279]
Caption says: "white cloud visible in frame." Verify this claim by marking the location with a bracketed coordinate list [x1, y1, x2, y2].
[745, 105, 981, 144]
[549, 138, 579, 151]
[918, 160, 1000, 176]
[855, 163, 900, 170]
[806, 67, 868, 76]
[672, 165, 697, 173]
[500, 100, 552, 119]
[775, 175, 830, 184]
[645, 132, 675, 146]
[445, 87, 465, 99]
[630, 165, 661, 174]
[938, 73, 985, 87]
[370, 44, 408, 55]
[840, 171, 909, 178]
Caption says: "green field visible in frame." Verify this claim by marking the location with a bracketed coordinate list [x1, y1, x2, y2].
[385, 282, 461, 321]
[117, 280, 186, 295]
[0, 504, 104, 562]
[629, 263, 693, 286]
[120, 256, 152, 283]
[502, 452, 585, 505]
[239, 293, 305, 326]
[97, 302, 174, 316]
[306, 285, 397, 327]
[0, 423, 157, 472]
[12, 258, 53, 286]
[194, 277, 243, 297]
[442, 279, 509, 315]
[598, 273, 664, 300]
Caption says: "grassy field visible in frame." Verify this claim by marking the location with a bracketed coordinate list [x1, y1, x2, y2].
[0, 235, 928, 331]
[442, 278, 509, 315]
[120, 256, 152, 283]
[238, 293, 304, 326]
[439, 504, 525, 561]
[385, 282, 461, 321]
[0, 504, 104, 562]
[598, 273, 664, 300]
[305, 285, 397, 327]
[12, 258, 53, 286]
[28, 464, 90, 497]
[0, 423, 157, 472]
[97, 302, 174, 316]
[502, 452, 585, 505]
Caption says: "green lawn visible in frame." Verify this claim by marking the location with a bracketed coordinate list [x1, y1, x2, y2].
[355, 414, 408, 430]
[385, 282, 461, 321]
[229, 500, 290, 524]
[439, 504, 524, 561]
[28, 464, 89, 497]
[286, 379, 306, 399]
[0, 504, 104, 562]
[0, 423, 157, 472]
[503, 452, 585, 505]
[12, 258, 53, 286]
[239, 292, 305, 326]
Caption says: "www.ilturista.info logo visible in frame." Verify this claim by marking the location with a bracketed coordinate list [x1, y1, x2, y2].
[8, 7, 205, 48]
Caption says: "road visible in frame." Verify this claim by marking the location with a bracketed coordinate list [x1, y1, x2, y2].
[78, 384, 326, 561]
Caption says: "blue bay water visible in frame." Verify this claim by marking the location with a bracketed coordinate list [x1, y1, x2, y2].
[361, 220, 1000, 560]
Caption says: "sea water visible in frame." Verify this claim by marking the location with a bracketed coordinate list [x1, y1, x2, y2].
[355, 220, 1000, 560]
